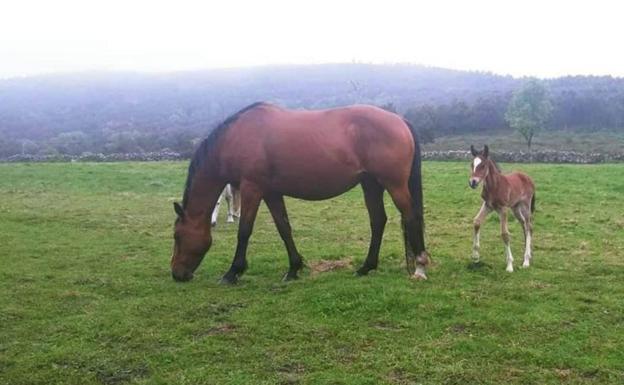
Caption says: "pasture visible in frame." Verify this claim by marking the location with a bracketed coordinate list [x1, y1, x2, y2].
[1, 161, 623, 384]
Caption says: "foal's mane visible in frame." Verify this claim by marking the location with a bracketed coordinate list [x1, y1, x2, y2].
[182, 101, 266, 208]
[487, 157, 502, 173]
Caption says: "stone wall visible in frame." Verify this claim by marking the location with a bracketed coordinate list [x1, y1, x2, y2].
[2, 150, 624, 164]
[1, 151, 186, 163]
[422, 150, 624, 164]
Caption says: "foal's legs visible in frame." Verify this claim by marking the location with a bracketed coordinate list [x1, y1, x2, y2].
[356, 177, 387, 276]
[472, 201, 490, 262]
[221, 181, 263, 284]
[498, 209, 514, 272]
[386, 184, 428, 280]
[264, 194, 304, 281]
[512, 203, 533, 268]
[224, 184, 235, 223]
[211, 189, 225, 227]
[232, 185, 241, 220]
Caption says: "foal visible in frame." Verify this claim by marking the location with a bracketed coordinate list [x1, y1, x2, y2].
[211, 184, 241, 226]
[469, 145, 535, 272]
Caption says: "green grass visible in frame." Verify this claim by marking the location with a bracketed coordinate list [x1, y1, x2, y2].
[1, 161, 623, 385]
[424, 130, 624, 153]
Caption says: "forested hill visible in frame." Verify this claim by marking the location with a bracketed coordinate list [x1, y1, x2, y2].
[1, 64, 623, 156]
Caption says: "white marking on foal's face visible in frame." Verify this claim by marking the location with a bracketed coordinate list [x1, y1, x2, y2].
[473, 157, 482, 172]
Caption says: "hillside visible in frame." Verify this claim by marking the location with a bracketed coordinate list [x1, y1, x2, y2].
[1, 64, 623, 156]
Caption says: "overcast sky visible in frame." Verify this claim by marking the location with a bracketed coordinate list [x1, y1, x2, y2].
[1, 0, 622, 79]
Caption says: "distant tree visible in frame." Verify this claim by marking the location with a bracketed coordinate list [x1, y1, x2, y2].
[20, 139, 39, 154]
[505, 79, 553, 153]
[404, 105, 437, 144]
[51, 131, 89, 155]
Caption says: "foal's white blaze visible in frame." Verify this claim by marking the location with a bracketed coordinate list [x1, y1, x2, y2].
[473, 157, 482, 172]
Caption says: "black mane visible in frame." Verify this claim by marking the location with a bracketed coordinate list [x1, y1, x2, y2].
[182, 102, 266, 207]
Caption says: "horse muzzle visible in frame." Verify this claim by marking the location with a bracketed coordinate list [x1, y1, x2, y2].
[171, 268, 194, 282]
[469, 178, 480, 189]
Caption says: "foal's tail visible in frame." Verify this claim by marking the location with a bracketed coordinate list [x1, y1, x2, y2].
[531, 193, 536, 213]
[403, 119, 426, 254]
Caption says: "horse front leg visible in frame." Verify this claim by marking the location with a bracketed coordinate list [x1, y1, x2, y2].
[265, 194, 304, 281]
[472, 202, 490, 263]
[221, 182, 262, 284]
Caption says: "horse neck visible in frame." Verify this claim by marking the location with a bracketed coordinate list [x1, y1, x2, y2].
[483, 160, 503, 193]
[184, 168, 226, 224]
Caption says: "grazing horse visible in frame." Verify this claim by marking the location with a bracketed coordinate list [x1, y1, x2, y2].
[211, 184, 241, 226]
[171, 102, 429, 284]
[469, 145, 535, 272]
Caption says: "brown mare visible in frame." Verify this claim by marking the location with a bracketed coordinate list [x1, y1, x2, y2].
[171, 102, 429, 284]
[469, 145, 535, 272]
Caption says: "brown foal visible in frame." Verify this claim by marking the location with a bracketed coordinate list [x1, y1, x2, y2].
[469, 145, 535, 272]
[171, 102, 428, 284]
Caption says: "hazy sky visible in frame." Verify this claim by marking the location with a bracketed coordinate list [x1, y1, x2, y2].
[1, 0, 622, 79]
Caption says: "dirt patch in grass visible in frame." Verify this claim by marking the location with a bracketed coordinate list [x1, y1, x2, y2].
[308, 257, 353, 276]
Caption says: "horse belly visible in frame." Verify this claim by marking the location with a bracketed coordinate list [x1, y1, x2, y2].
[270, 159, 362, 200]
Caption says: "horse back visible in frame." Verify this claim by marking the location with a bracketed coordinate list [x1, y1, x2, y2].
[215, 104, 415, 198]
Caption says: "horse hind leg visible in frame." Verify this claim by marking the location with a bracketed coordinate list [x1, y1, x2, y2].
[499, 209, 513, 272]
[231, 185, 241, 222]
[225, 184, 235, 223]
[514, 203, 533, 268]
[386, 184, 428, 280]
[356, 176, 387, 276]
[211, 190, 224, 227]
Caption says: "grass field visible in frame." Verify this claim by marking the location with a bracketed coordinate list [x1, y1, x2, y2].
[1, 161, 623, 385]
[424, 130, 624, 154]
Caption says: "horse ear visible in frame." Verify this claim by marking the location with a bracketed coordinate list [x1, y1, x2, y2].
[483, 145, 489, 158]
[470, 145, 478, 157]
[173, 202, 185, 218]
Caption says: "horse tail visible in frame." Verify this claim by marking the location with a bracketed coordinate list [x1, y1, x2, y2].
[531, 192, 536, 213]
[403, 119, 426, 254]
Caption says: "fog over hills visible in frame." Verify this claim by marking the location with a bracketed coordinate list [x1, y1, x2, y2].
[1, 64, 623, 156]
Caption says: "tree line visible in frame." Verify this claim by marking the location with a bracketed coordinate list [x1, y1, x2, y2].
[1, 64, 623, 157]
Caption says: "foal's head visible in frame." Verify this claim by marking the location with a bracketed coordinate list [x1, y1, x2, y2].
[469, 145, 490, 189]
[170, 202, 212, 282]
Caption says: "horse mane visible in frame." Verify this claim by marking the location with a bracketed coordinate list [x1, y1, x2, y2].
[488, 157, 502, 173]
[182, 101, 266, 207]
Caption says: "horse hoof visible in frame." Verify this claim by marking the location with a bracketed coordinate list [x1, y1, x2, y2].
[506, 266, 514, 273]
[282, 272, 299, 282]
[410, 271, 427, 280]
[522, 261, 530, 268]
[219, 275, 238, 285]
[355, 266, 375, 276]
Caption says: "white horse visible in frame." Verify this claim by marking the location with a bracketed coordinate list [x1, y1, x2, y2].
[211, 184, 241, 226]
